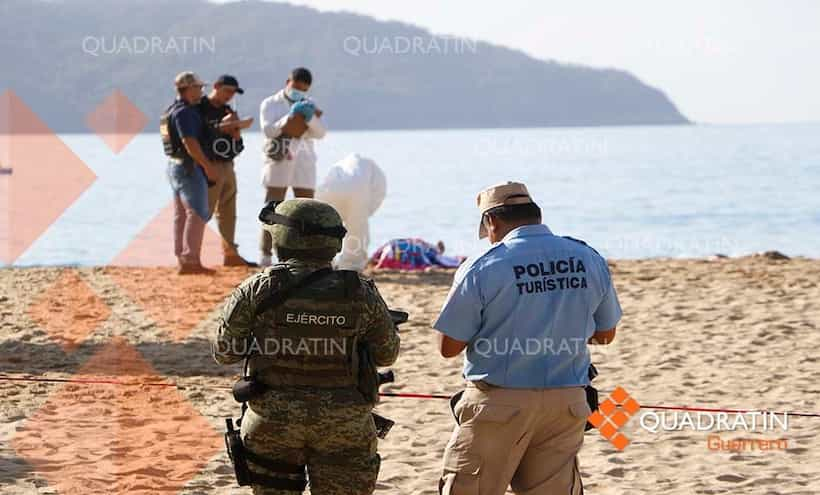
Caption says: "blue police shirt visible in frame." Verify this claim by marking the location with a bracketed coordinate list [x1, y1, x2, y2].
[433, 224, 622, 388]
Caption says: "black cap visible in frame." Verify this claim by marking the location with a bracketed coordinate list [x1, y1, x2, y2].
[215, 74, 244, 94]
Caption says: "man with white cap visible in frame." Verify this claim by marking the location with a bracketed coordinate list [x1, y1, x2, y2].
[432, 181, 622, 495]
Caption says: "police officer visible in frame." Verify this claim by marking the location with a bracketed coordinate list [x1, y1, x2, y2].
[214, 198, 400, 494]
[433, 182, 622, 495]
[161, 71, 218, 274]
[199, 74, 257, 267]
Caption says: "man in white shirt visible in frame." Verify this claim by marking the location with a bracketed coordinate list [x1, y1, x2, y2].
[258, 67, 327, 266]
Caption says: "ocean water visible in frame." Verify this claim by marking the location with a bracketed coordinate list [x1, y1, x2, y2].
[6, 123, 820, 266]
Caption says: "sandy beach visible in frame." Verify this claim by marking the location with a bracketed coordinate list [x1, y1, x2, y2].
[1, 255, 819, 494]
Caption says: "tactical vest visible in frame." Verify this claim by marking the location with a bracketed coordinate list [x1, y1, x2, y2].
[160, 101, 186, 159]
[250, 267, 366, 389]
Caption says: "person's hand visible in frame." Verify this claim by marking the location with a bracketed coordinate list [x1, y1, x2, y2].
[281, 113, 309, 138]
[218, 117, 254, 130]
[202, 161, 219, 183]
[221, 113, 241, 139]
[290, 100, 316, 122]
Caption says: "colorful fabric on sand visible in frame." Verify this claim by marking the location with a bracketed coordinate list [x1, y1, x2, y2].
[370, 239, 464, 270]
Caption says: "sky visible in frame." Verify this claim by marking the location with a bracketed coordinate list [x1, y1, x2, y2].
[260, 0, 820, 124]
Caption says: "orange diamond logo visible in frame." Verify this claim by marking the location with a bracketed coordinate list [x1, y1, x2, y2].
[599, 421, 617, 440]
[0, 90, 97, 264]
[623, 397, 641, 415]
[587, 410, 605, 428]
[109, 201, 225, 268]
[12, 338, 223, 494]
[609, 410, 630, 428]
[599, 398, 616, 416]
[85, 89, 148, 154]
[611, 433, 630, 451]
[0, 160, 8, 263]
[588, 387, 640, 450]
[27, 270, 111, 352]
[105, 265, 250, 341]
[105, 201, 251, 341]
[611, 386, 629, 404]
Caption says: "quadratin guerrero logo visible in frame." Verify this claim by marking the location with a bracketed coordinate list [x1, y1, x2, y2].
[640, 409, 790, 452]
[587, 387, 641, 451]
[588, 387, 791, 452]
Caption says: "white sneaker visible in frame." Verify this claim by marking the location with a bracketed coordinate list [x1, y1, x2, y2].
[259, 254, 272, 267]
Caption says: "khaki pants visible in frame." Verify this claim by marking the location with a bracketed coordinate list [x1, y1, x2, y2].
[206, 160, 238, 255]
[440, 382, 589, 495]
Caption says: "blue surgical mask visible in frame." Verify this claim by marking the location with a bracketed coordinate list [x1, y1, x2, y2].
[286, 87, 307, 101]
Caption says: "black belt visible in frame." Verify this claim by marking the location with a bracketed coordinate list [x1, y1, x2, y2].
[245, 450, 307, 491]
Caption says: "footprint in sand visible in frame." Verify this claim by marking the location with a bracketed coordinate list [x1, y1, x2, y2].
[716, 474, 747, 483]
[785, 447, 809, 455]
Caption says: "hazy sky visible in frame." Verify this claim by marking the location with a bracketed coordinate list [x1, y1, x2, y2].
[270, 0, 820, 124]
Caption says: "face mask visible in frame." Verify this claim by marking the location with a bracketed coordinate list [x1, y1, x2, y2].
[286, 87, 307, 101]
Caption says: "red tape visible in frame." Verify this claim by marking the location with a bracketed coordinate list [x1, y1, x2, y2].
[2, 375, 818, 418]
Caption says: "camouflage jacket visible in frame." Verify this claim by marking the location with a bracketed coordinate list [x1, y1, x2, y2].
[213, 259, 400, 404]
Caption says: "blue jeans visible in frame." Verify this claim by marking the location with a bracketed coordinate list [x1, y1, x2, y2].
[167, 162, 211, 265]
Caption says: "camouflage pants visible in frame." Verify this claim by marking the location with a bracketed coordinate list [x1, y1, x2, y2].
[241, 397, 380, 495]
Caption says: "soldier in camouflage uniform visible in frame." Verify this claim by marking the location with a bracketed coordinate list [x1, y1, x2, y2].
[214, 198, 400, 495]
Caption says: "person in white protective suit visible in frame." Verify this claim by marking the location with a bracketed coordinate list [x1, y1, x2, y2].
[316, 153, 387, 272]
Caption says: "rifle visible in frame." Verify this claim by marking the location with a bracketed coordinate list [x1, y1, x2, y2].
[367, 309, 408, 439]
[372, 371, 396, 439]
[388, 309, 409, 326]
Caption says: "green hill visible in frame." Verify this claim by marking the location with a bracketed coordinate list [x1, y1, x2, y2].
[0, 0, 689, 131]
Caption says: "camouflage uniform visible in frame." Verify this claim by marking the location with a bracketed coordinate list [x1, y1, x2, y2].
[214, 199, 400, 495]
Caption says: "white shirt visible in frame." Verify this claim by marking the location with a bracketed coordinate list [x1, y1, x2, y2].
[258, 90, 327, 184]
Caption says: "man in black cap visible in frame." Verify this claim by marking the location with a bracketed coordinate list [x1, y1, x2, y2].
[199, 74, 257, 266]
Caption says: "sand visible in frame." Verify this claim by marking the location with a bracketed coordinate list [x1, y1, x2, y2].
[1, 256, 819, 494]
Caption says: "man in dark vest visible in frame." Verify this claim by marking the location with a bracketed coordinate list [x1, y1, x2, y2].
[160, 71, 218, 274]
[199, 74, 257, 266]
[214, 199, 400, 494]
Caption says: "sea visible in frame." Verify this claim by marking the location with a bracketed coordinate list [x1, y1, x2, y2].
[5, 123, 820, 266]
